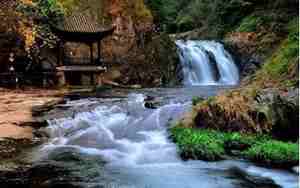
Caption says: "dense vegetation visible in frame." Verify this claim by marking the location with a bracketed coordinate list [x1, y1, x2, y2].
[170, 125, 299, 167]
[145, 0, 298, 35]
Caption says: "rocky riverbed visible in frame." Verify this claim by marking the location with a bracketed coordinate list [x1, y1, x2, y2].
[0, 88, 67, 172]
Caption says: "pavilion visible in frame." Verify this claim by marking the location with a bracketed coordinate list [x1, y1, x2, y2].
[52, 14, 115, 85]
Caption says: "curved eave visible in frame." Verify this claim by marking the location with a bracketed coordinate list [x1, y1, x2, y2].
[51, 25, 115, 43]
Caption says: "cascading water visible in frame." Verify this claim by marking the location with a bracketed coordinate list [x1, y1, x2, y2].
[34, 89, 298, 188]
[176, 40, 240, 86]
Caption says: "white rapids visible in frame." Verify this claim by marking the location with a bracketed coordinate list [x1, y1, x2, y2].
[35, 92, 298, 188]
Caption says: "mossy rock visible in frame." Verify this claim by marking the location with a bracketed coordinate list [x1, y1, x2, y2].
[144, 33, 181, 86]
[169, 126, 225, 161]
[243, 141, 299, 168]
[236, 15, 262, 32]
[169, 125, 299, 168]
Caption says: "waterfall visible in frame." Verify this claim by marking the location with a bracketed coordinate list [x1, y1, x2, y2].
[176, 40, 240, 86]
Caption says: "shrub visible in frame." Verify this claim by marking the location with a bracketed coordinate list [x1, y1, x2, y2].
[243, 141, 299, 167]
[192, 97, 205, 106]
[236, 15, 261, 32]
[169, 125, 299, 167]
[170, 126, 225, 161]
[262, 18, 299, 82]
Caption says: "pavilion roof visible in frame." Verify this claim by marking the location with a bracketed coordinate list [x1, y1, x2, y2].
[52, 13, 115, 42]
[58, 14, 106, 33]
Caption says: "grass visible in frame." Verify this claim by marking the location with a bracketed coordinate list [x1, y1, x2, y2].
[169, 125, 299, 167]
[253, 17, 299, 88]
[243, 140, 299, 167]
[236, 15, 262, 32]
[192, 96, 205, 106]
[170, 126, 225, 161]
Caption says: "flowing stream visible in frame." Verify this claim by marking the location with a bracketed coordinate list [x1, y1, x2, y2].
[176, 40, 240, 86]
[31, 87, 298, 188]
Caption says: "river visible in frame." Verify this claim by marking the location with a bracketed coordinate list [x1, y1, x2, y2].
[26, 86, 299, 188]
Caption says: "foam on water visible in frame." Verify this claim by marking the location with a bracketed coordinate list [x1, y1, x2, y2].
[38, 93, 298, 188]
[176, 40, 240, 86]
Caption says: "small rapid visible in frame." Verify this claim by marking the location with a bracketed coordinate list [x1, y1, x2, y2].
[33, 88, 298, 188]
[176, 40, 240, 86]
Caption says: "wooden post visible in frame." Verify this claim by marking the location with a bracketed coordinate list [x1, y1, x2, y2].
[57, 71, 66, 87]
[90, 43, 94, 64]
[90, 43, 94, 85]
[97, 40, 101, 65]
[62, 41, 65, 65]
[57, 41, 60, 66]
[90, 73, 94, 85]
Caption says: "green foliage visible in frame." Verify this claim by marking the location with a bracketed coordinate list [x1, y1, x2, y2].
[145, 0, 189, 32]
[192, 97, 205, 106]
[243, 141, 299, 167]
[37, 0, 64, 19]
[17, 0, 65, 49]
[176, 15, 195, 32]
[146, 0, 252, 35]
[18, 0, 64, 21]
[263, 18, 299, 79]
[94, 85, 113, 93]
[236, 15, 261, 32]
[170, 126, 225, 161]
[146, 0, 298, 38]
[169, 125, 299, 167]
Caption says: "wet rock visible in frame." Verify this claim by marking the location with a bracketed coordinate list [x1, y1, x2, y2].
[144, 101, 158, 109]
[292, 166, 299, 174]
[224, 32, 264, 78]
[0, 138, 42, 160]
[143, 34, 181, 87]
[0, 148, 107, 188]
[228, 167, 280, 188]
[206, 50, 221, 82]
[0, 162, 82, 188]
[32, 99, 66, 117]
[255, 89, 299, 141]
[144, 96, 162, 109]
[224, 141, 250, 156]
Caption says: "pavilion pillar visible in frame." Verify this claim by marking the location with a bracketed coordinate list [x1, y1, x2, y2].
[97, 41, 101, 65]
[89, 43, 94, 64]
[89, 43, 94, 85]
[57, 41, 60, 66]
[62, 41, 66, 65]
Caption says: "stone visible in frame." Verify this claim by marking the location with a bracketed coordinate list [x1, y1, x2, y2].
[228, 167, 280, 188]
[56, 71, 66, 87]
[206, 50, 221, 82]
[292, 166, 299, 174]
[255, 89, 299, 141]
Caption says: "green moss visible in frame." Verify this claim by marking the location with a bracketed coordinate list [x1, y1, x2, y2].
[169, 125, 299, 167]
[94, 85, 113, 92]
[243, 141, 299, 167]
[175, 15, 195, 32]
[262, 17, 299, 79]
[192, 97, 205, 106]
[170, 126, 225, 161]
[236, 15, 262, 32]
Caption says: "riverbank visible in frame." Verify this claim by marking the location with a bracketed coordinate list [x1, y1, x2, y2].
[0, 88, 66, 139]
[0, 88, 68, 171]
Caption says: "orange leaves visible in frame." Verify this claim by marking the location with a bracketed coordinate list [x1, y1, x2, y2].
[17, 19, 37, 51]
[20, 0, 35, 6]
